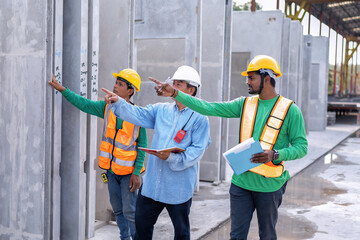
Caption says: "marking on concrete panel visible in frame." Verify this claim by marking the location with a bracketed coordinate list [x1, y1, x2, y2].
[91, 50, 98, 97]
[54, 65, 62, 94]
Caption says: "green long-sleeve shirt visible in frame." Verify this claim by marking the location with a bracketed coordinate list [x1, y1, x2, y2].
[61, 88, 147, 176]
[175, 91, 308, 192]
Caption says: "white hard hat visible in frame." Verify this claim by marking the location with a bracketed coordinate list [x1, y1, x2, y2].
[171, 65, 201, 88]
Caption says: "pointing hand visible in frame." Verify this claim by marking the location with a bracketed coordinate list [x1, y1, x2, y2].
[102, 88, 119, 104]
[149, 77, 177, 98]
[48, 74, 66, 92]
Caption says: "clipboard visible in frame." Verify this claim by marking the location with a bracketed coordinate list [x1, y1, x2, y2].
[223, 138, 264, 175]
[138, 147, 185, 154]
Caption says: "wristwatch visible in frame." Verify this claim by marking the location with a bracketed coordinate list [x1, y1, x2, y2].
[273, 149, 279, 160]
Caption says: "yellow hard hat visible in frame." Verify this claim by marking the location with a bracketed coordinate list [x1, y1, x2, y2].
[241, 55, 282, 78]
[112, 69, 141, 92]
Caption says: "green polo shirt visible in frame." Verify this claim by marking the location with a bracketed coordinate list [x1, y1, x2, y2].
[175, 91, 307, 192]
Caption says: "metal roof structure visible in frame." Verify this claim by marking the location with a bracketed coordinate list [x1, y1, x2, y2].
[283, 0, 360, 96]
[285, 0, 360, 40]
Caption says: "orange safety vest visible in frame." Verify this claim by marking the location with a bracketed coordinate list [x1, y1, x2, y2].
[240, 95, 293, 178]
[98, 104, 145, 175]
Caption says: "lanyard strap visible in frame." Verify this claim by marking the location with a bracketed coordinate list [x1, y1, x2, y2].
[181, 112, 194, 130]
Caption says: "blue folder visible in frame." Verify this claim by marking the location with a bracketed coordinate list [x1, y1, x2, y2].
[223, 140, 264, 175]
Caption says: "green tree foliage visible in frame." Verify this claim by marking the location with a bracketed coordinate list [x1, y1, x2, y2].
[233, 1, 262, 11]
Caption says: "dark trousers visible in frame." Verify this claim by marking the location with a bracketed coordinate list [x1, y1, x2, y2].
[134, 191, 192, 240]
[229, 182, 287, 240]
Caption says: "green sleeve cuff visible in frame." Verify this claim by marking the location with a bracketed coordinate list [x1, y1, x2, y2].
[174, 90, 186, 101]
[61, 87, 70, 96]
[275, 149, 285, 163]
[132, 166, 141, 176]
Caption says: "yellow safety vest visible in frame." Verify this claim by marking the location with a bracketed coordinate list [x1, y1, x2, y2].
[98, 104, 145, 175]
[240, 95, 293, 178]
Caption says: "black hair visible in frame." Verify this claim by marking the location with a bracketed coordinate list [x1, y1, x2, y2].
[270, 77, 276, 87]
[256, 71, 276, 88]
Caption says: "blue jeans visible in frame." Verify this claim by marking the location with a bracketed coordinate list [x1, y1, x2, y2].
[134, 190, 192, 240]
[107, 171, 138, 240]
[229, 182, 287, 240]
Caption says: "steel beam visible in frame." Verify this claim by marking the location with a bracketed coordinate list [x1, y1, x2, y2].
[285, 0, 309, 22]
[290, 0, 360, 4]
[333, 30, 338, 95]
[340, 36, 344, 95]
[344, 41, 360, 95]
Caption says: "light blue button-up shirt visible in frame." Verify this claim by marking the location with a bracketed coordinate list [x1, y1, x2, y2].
[111, 98, 210, 204]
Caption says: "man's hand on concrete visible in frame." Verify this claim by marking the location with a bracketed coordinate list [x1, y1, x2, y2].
[48, 74, 66, 92]
[251, 150, 274, 164]
[102, 88, 119, 104]
[129, 174, 141, 192]
[149, 77, 177, 98]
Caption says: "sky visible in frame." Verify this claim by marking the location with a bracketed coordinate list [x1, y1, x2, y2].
[233, 0, 356, 65]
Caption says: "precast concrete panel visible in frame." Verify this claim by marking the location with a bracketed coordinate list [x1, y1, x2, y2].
[0, 0, 53, 239]
[296, 25, 304, 111]
[287, 21, 303, 104]
[52, 0, 64, 239]
[198, 0, 230, 182]
[220, 1, 233, 181]
[133, 0, 201, 180]
[280, 19, 303, 106]
[95, 0, 133, 222]
[308, 36, 329, 131]
[280, 18, 291, 97]
[133, 38, 186, 166]
[226, 52, 251, 181]
[232, 11, 284, 67]
[61, 0, 89, 239]
[134, 38, 186, 106]
[301, 35, 312, 133]
[134, 0, 200, 68]
[86, 0, 99, 237]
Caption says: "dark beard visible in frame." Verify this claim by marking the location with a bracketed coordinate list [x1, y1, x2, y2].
[248, 88, 259, 94]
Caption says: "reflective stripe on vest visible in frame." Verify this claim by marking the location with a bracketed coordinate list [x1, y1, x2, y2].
[240, 95, 293, 178]
[98, 104, 144, 175]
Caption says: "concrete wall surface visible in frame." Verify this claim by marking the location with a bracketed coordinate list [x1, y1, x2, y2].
[302, 35, 313, 133]
[232, 10, 285, 73]
[0, 0, 53, 239]
[132, 0, 202, 179]
[95, 0, 133, 223]
[198, 0, 232, 182]
[307, 36, 330, 131]
[282, 20, 303, 105]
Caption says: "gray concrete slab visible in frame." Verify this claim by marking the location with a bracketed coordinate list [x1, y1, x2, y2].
[0, 0, 53, 239]
[307, 36, 330, 131]
[90, 123, 360, 240]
